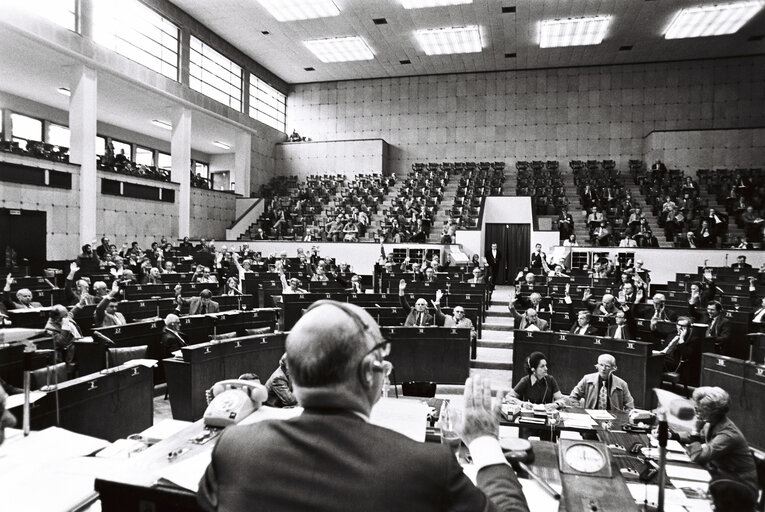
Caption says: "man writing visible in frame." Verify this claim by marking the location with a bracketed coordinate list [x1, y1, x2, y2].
[198, 300, 529, 511]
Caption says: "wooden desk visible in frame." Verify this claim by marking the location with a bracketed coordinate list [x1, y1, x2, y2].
[380, 326, 471, 384]
[7, 364, 153, 442]
[512, 329, 664, 408]
[701, 353, 765, 450]
[164, 332, 286, 421]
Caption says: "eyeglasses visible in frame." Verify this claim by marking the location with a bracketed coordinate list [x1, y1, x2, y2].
[595, 363, 614, 369]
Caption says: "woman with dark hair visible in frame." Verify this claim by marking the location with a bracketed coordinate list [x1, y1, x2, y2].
[508, 352, 565, 408]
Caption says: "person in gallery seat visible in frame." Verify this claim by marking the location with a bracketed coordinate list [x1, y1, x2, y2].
[198, 300, 529, 512]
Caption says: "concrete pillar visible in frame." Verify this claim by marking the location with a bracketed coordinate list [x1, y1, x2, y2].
[79, 0, 95, 40]
[234, 131, 251, 197]
[68, 65, 98, 246]
[171, 107, 192, 238]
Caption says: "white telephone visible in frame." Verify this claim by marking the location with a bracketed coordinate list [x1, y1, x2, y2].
[204, 379, 268, 427]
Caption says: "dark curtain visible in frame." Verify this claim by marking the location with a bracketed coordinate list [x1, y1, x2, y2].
[0, 209, 47, 273]
[485, 223, 530, 285]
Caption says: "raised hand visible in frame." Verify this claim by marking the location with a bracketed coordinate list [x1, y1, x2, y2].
[70, 262, 79, 273]
[398, 279, 407, 292]
[174, 284, 182, 295]
[457, 376, 503, 445]
[435, 289, 443, 303]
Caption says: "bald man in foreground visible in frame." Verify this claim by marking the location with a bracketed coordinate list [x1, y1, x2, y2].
[198, 300, 529, 512]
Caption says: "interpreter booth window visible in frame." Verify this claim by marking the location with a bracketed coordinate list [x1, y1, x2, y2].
[96, 136, 106, 156]
[249, 74, 286, 132]
[20, 0, 77, 32]
[93, 0, 180, 81]
[47, 123, 71, 148]
[193, 160, 210, 180]
[190, 36, 243, 111]
[135, 146, 155, 167]
[157, 152, 172, 172]
[10, 113, 43, 146]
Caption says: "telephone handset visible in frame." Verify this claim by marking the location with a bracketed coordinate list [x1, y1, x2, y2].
[204, 379, 268, 427]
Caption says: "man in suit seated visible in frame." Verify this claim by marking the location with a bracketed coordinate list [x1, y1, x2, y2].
[508, 299, 550, 331]
[643, 293, 678, 322]
[606, 309, 633, 340]
[174, 287, 220, 316]
[264, 353, 297, 408]
[161, 313, 186, 357]
[564, 286, 597, 335]
[702, 301, 732, 354]
[398, 280, 434, 326]
[730, 254, 752, 271]
[94, 281, 127, 328]
[198, 300, 530, 512]
[582, 290, 619, 317]
[652, 316, 701, 387]
[3, 274, 43, 310]
[568, 353, 635, 412]
[431, 290, 477, 340]
[468, 267, 486, 284]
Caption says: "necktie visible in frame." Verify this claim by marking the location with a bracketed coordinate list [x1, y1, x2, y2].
[201, 304, 207, 315]
[707, 317, 716, 337]
[417, 312, 423, 326]
[598, 382, 608, 410]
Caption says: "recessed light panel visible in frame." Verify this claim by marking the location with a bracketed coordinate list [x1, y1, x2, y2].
[256, 0, 340, 21]
[304, 36, 375, 62]
[414, 26, 482, 55]
[212, 141, 231, 150]
[539, 16, 611, 48]
[151, 119, 172, 130]
[400, 0, 472, 8]
[665, 1, 764, 39]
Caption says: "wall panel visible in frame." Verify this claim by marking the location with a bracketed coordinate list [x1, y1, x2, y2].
[190, 188, 236, 240]
[288, 57, 765, 174]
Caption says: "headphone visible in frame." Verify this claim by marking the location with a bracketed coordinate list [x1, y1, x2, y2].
[303, 300, 386, 386]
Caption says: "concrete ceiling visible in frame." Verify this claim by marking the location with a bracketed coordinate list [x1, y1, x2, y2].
[169, 0, 765, 84]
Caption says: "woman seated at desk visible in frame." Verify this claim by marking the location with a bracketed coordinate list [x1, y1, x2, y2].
[507, 351, 566, 408]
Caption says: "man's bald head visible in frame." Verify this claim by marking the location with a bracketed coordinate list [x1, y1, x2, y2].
[287, 301, 382, 389]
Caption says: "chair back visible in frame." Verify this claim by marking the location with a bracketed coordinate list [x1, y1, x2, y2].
[752, 450, 765, 511]
[30, 363, 68, 390]
[709, 479, 756, 512]
[402, 381, 437, 398]
[106, 345, 148, 368]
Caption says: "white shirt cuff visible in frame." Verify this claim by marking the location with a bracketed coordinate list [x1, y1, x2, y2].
[467, 436, 508, 471]
[564, 296, 572, 304]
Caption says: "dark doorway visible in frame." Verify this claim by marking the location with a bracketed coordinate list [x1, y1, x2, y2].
[485, 224, 530, 285]
[0, 208, 47, 274]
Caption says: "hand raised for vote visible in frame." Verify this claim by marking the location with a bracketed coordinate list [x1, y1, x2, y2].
[398, 279, 407, 293]
[582, 288, 592, 301]
[457, 375, 503, 445]
[5, 273, 13, 288]
[435, 289, 443, 303]
[174, 284, 182, 295]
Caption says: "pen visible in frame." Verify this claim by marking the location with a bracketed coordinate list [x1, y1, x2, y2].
[518, 461, 560, 500]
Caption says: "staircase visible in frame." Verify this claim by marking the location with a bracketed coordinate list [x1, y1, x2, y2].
[471, 286, 515, 392]
[428, 180, 460, 242]
[561, 172, 593, 246]
[618, 176, 675, 248]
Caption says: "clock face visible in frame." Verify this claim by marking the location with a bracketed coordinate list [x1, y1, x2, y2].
[564, 443, 606, 473]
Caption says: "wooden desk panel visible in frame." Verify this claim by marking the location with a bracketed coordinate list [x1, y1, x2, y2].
[164, 333, 286, 421]
[8, 364, 153, 442]
[512, 330, 663, 408]
[701, 354, 765, 450]
[380, 327, 471, 384]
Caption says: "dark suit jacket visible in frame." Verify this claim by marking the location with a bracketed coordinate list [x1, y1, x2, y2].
[198, 408, 529, 512]
[180, 297, 220, 315]
[160, 328, 186, 357]
[569, 323, 598, 336]
[400, 294, 434, 326]
[703, 314, 732, 351]
[606, 324, 632, 340]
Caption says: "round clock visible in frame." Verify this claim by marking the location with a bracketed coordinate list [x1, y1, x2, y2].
[557, 439, 613, 478]
[564, 443, 606, 473]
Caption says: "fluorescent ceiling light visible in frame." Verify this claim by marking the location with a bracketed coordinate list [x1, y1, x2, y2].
[414, 26, 482, 55]
[57, 87, 71, 96]
[256, 0, 340, 21]
[304, 36, 375, 63]
[212, 140, 231, 150]
[539, 16, 611, 48]
[151, 119, 172, 130]
[665, 1, 764, 39]
[400, 0, 472, 8]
